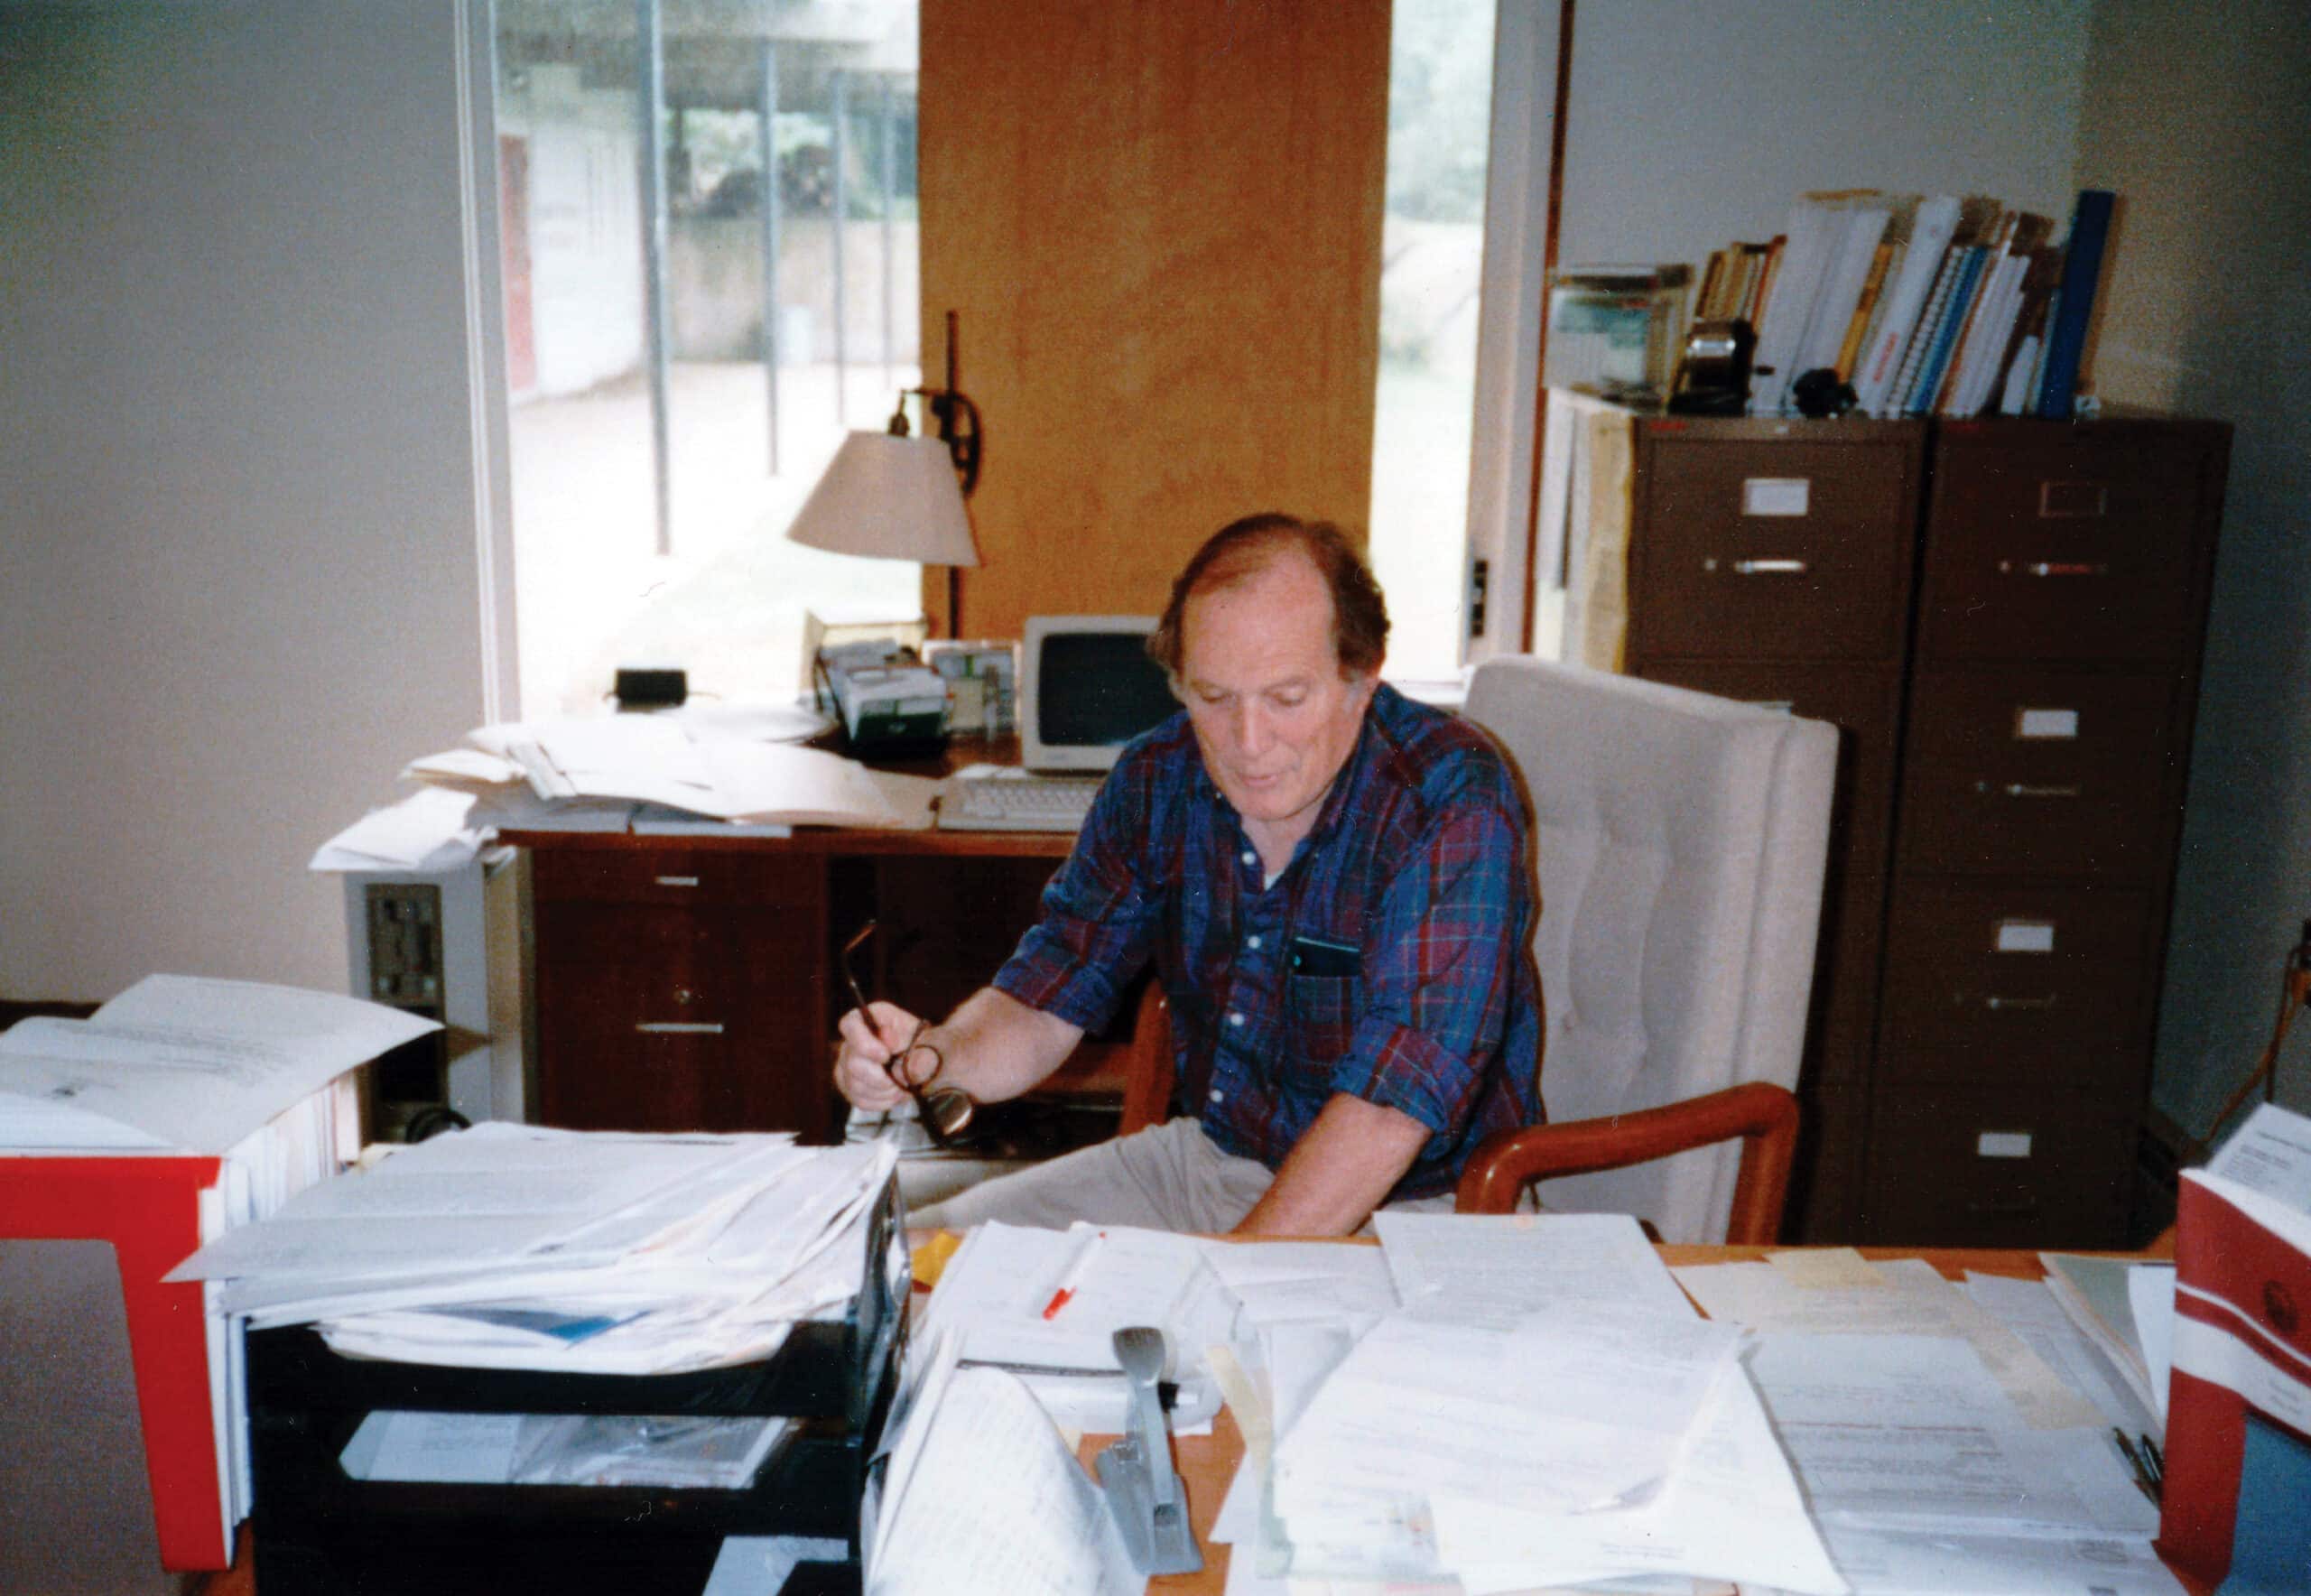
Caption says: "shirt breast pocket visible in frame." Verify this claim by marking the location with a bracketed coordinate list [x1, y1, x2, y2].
[1287, 971, 1360, 1067]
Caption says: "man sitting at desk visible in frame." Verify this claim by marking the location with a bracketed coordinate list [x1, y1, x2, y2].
[833, 513, 1544, 1236]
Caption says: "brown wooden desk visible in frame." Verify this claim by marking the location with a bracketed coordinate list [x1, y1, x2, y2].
[498, 750, 1118, 1140]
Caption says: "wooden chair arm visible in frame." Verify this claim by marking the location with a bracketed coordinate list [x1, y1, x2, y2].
[1114, 984, 1174, 1137]
[1453, 1081, 1801, 1245]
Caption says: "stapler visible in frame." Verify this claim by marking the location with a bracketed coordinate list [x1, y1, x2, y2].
[1097, 1325, 1202, 1575]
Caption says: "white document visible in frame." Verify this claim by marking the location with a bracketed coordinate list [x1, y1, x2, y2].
[869, 1364, 1137, 1596]
[1195, 1239, 1399, 1331]
[924, 1220, 1240, 1378]
[308, 784, 487, 871]
[1801, 1521, 2185, 1596]
[1674, 1252, 2102, 1430]
[0, 976, 435, 1155]
[2206, 1100, 2311, 1213]
[1745, 1333, 2157, 1538]
[1966, 1271, 2160, 1437]
[1375, 1211, 1694, 1324]
[1435, 1362, 1845, 1596]
[2128, 1263, 2176, 1426]
[1274, 1311, 1742, 1519]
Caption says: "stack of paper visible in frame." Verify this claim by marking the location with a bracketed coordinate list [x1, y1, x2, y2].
[917, 1220, 1241, 1432]
[171, 1127, 897, 1376]
[1221, 1214, 1844, 1594]
[0, 976, 434, 1549]
[1675, 1248, 2171, 1595]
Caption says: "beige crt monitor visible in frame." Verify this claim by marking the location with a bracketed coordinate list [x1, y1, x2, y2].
[1017, 615, 1177, 772]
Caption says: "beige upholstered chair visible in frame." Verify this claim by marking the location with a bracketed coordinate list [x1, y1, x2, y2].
[1459, 657, 1838, 1244]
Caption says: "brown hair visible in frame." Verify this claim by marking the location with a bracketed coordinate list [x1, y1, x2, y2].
[1146, 513, 1389, 680]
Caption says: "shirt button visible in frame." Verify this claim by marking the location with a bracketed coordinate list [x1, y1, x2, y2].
[1240, 849, 1257, 868]
[1208, 1089, 1224, 1104]
[1246, 934, 1262, 951]
[1228, 1011, 1245, 1027]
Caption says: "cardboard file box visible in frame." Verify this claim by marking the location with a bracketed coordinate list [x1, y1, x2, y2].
[245, 1174, 907, 1596]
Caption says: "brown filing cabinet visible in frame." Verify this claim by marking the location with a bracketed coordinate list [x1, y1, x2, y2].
[1868, 418, 2229, 1247]
[1625, 416, 1927, 1242]
[1622, 413, 2228, 1247]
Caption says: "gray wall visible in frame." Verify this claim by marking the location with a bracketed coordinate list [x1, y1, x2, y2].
[0, 2, 494, 1000]
[1557, 0, 2093, 270]
[2073, 0, 2311, 1135]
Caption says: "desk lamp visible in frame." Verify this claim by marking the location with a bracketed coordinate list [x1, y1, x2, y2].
[787, 309, 983, 637]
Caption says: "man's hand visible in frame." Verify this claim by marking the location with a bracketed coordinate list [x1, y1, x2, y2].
[832, 987, 1088, 1111]
[1232, 1093, 1431, 1237]
[833, 1000, 937, 1112]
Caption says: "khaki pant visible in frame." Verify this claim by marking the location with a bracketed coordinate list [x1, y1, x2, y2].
[908, 1117, 1462, 1235]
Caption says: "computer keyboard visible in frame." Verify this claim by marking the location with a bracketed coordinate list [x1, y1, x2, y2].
[936, 770, 1103, 831]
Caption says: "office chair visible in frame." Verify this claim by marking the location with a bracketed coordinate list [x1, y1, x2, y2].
[1460, 657, 1836, 1244]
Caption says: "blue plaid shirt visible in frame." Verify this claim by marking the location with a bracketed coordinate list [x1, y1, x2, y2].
[992, 683, 1544, 1201]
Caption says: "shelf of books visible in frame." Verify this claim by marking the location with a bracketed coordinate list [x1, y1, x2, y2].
[1688, 188, 2115, 422]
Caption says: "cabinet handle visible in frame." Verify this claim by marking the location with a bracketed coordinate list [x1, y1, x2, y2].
[1996, 560, 2110, 578]
[636, 1021, 726, 1035]
[2001, 782, 2083, 800]
[654, 875, 701, 887]
[1728, 558, 1808, 576]
[1983, 995, 2058, 1012]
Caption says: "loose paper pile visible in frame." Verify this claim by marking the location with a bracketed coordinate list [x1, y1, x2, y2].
[310, 705, 927, 872]
[171, 1126, 896, 1376]
[1676, 1248, 2172, 1596]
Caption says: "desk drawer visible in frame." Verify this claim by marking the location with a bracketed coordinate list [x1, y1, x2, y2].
[1632, 436, 1917, 661]
[532, 848, 817, 908]
[1917, 431, 2214, 663]
[532, 896, 831, 1135]
[1878, 880, 2154, 1088]
[1862, 1087, 2134, 1248]
[1897, 670, 2182, 878]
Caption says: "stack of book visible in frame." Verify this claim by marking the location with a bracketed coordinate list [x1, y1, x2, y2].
[1701, 187, 2115, 420]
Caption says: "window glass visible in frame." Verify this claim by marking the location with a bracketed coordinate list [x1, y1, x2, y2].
[495, 2, 921, 719]
[1367, 0, 1498, 682]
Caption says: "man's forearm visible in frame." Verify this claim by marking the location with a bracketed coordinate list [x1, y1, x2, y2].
[916, 987, 1084, 1104]
[1232, 1093, 1430, 1238]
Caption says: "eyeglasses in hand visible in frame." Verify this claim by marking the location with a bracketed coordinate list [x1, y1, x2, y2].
[840, 919, 977, 1146]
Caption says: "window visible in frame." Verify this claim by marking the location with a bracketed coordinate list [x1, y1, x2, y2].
[1369, 0, 1559, 678]
[492, 1, 923, 719]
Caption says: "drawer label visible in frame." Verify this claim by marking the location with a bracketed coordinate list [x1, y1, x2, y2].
[1977, 1131, 2034, 1159]
[2014, 707, 2080, 739]
[2038, 479, 2110, 518]
[1741, 478, 1811, 517]
[1995, 918, 2057, 953]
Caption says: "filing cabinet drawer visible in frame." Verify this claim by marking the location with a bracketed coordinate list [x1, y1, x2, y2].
[1862, 1087, 2135, 1248]
[1632, 434, 1919, 661]
[1917, 429, 2219, 663]
[1878, 880, 2155, 1088]
[1897, 670, 2182, 877]
[533, 846, 819, 908]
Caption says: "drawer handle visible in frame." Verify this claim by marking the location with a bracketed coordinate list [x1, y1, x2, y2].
[1997, 560, 2110, 578]
[1727, 558, 1808, 576]
[636, 1021, 726, 1035]
[1984, 995, 2058, 1012]
[654, 875, 701, 887]
[2001, 782, 2083, 800]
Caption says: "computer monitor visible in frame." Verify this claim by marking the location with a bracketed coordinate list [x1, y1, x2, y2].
[1018, 615, 1179, 772]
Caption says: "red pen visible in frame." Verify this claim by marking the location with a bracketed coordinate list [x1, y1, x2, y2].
[1040, 1229, 1107, 1320]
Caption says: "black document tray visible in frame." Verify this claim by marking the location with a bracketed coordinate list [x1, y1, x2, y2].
[245, 1170, 907, 1596]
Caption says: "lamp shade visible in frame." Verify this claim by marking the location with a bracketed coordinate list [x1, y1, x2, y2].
[784, 431, 980, 568]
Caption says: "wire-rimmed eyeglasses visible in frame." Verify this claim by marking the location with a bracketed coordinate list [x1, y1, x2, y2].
[840, 919, 976, 1146]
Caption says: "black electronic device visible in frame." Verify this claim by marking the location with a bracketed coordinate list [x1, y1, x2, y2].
[613, 667, 690, 710]
[1667, 318, 1756, 416]
[244, 1172, 906, 1595]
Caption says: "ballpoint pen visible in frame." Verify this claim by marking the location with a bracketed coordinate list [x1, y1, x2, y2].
[1041, 1229, 1107, 1320]
[2112, 1427, 2160, 1503]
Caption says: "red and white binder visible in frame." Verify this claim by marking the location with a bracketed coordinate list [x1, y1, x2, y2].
[2158, 1162, 2311, 1593]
